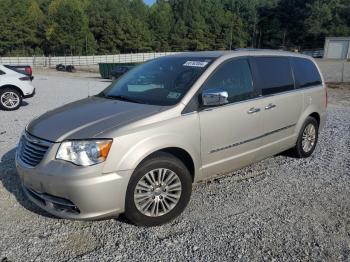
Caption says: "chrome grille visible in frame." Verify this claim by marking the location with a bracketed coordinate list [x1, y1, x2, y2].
[18, 132, 51, 167]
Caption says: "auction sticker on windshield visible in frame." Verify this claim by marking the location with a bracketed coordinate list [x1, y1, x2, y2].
[183, 61, 209, 67]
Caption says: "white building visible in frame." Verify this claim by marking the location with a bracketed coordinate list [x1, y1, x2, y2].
[324, 37, 350, 59]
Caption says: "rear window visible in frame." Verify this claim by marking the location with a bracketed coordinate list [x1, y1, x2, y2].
[255, 57, 294, 95]
[4, 65, 20, 74]
[292, 58, 322, 88]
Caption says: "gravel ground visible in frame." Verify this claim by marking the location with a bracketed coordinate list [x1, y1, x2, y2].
[0, 73, 349, 261]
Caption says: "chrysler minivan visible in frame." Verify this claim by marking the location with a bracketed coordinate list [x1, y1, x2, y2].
[16, 50, 327, 226]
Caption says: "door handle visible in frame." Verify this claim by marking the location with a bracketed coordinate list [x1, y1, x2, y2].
[247, 107, 261, 114]
[265, 103, 276, 110]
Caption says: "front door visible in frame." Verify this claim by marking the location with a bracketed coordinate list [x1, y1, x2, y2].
[199, 58, 263, 179]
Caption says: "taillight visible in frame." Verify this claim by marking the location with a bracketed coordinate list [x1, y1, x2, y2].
[25, 67, 32, 76]
[19, 76, 31, 81]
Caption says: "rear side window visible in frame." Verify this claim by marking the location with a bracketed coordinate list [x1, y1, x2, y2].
[202, 58, 257, 103]
[292, 58, 322, 88]
[255, 57, 294, 95]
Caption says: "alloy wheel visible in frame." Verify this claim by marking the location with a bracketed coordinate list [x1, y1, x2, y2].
[302, 123, 316, 153]
[134, 168, 182, 217]
[1, 91, 20, 109]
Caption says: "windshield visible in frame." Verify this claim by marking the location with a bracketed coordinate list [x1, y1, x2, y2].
[100, 56, 213, 106]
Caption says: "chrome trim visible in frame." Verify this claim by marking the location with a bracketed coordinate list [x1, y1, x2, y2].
[265, 103, 277, 110]
[247, 107, 261, 114]
[23, 132, 52, 147]
[209, 124, 296, 154]
[200, 84, 324, 112]
[261, 84, 323, 99]
[17, 132, 52, 168]
[181, 111, 198, 116]
[202, 95, 263, 112]
[202, 88, 229, 107]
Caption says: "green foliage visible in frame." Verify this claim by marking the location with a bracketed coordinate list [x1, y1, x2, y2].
[304, 0, 350, 47]
[0, 0, 349, 56]
[149, 0, 173, 51]
[0, 0, 43, 55]
[46, 0, 94, 55]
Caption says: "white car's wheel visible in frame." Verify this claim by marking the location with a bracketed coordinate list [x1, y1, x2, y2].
[0, 88, 22, 111]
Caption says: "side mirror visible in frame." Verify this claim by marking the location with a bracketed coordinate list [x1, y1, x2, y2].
[201, 88, 229, 107]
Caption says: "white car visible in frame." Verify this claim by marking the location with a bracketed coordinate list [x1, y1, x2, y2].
[0, 65, 35, 110]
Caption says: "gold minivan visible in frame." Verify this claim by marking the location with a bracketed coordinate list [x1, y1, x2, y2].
[16, 50, 327, 226]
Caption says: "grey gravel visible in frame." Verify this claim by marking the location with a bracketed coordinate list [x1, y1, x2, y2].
[0, 73, 349, 261]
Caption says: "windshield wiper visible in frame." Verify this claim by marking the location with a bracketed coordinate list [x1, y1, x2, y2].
[103, 94, 142, 104]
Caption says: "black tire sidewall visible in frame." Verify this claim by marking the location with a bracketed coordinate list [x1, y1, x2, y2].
[125, 153, 192, 227]
[296, 117, 319, 158]
[0, 88, 22, 111]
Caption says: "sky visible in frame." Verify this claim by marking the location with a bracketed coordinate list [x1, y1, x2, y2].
[144, 0, 156, 5]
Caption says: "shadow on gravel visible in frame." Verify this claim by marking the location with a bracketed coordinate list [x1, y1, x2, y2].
[21, 101, 29, 107]
[0, 148, 57, 219]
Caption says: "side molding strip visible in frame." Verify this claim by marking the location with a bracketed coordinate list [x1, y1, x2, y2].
[209, 124, 296, 154]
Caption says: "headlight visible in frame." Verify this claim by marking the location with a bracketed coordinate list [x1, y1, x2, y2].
[56, 140, 112, 166]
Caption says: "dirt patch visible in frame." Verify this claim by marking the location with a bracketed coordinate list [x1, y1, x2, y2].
[327, 82, 350, 107]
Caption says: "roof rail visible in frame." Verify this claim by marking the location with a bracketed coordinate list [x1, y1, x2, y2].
[234, 48, 284, 51]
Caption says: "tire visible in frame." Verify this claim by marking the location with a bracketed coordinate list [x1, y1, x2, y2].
[290, 116, 319, 158]
[125, 152, 192, 227]
[0, 88, 22, 111]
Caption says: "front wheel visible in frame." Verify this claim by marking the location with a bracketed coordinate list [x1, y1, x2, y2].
[291, 116, 319, 158]
[0, 88, 22, 111]
[125, 152, 192, 226]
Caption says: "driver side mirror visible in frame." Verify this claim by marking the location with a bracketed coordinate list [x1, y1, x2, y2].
[201, 88, 229, 107]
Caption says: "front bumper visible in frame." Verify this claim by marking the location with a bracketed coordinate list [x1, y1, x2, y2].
[16, 153, 133, 220]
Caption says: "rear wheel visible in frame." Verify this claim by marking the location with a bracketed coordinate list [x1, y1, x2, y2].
[125, 152, 192, 226]
[290, 116, 319, 158]
[0, 88, 22, 111]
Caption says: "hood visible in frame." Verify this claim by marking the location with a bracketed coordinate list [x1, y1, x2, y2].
[27, 96, 165, 142]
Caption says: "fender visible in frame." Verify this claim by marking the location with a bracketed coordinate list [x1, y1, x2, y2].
[118, 134, 200, 180]
[103, 114, 202, 181]
[294, 104, 322, 141]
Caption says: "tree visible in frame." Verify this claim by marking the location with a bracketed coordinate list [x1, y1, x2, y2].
[0, 0, 44, 55]
[46, 0, 95, 55]
[124, 0, 153, 52]
[1, 0, 350, 55]
[87, 0, 128, 54]
[168, 0, 210, 51]
[149, 0, 174, 51]
[26, 0, 46, 54]
[304, 0, 350, 48]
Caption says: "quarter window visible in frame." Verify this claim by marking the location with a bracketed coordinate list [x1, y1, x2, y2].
[292, 58, 322, 88]
[202, 58, 257, 103]
[255, 57, 294, 95]
[0, 70, 5, 75]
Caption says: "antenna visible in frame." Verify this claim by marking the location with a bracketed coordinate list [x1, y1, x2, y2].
[87, 81, 90, 97]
